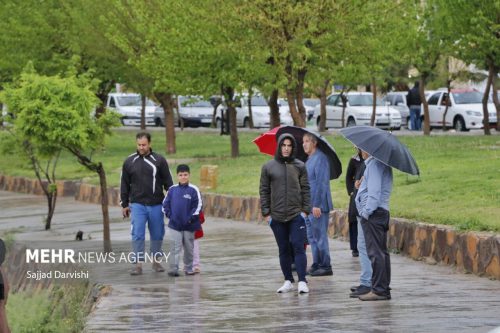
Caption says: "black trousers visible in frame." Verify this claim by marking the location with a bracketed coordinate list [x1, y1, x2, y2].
[361, 208, 391, 296]
[348, 195, 358, 252]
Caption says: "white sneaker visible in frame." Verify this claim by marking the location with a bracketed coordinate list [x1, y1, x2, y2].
[277, 280, 294, 293]
[298, 281, 309, 294]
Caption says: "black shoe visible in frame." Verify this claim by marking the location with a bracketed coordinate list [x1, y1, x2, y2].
[350, 285, 361, 292]
[352, 251, 359, 257]
[307, 264, 319, 275]
[168, 271, 179, 277]
[349, 285, 371, 298]
[310, 267, 333, 277]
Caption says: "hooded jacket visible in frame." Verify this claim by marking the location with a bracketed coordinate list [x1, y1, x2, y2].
[259, 133, 311, 222]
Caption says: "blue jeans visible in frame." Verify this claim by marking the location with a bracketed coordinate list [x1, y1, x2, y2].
[410, 105, 421, 131]
[306, 214, 331, 269]
[271, 214, 307, 282]
[357, 217, 372, 287]
[130, 203, 165, 263]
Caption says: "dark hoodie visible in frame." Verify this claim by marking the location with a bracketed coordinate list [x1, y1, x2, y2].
[259, 133, 311, 222]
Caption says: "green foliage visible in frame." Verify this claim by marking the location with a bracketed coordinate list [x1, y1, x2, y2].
[1, 68, 120, 156]
[7, 283, 90, 333]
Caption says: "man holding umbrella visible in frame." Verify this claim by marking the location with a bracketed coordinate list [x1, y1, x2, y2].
[340, 126, 420, 301]
[355, 150, 393, 301]
[302, 133, 333, 276]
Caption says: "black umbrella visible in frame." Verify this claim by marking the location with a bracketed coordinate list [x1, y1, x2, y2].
[276, 126, 342, 180]
[339, 126, 419, 175]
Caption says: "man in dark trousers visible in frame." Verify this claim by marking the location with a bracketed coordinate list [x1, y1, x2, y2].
[260, 134, 311, 294]
[355, 150, 393, 301]
[407, 81, 422, 131]
[121, 132, 173, 275]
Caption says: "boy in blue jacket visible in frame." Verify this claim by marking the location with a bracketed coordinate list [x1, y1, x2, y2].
[163, 164, 203, 276]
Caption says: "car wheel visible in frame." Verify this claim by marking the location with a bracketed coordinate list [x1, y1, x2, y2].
[392, 126, 401, 131]
[120, 117, 126, 126]
[346, 118, 356, 127]
[454, 116, 468, 132]
[243, 118, 249, 128]
[155, 118, 163, 127]
[316, 117, 327, 130]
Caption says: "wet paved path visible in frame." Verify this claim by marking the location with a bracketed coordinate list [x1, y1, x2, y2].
[1, 191, 499, 332]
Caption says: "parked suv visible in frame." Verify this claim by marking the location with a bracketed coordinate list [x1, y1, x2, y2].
[106, 93, 155, 126]
[313, 92, 401, 130]
[382, 92, 410, 128]
[426, 89, 497, 131]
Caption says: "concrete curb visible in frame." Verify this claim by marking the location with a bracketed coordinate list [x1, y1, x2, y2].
[1, 174, 498, 280]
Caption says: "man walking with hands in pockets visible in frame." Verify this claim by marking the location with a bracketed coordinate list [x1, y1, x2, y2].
[260, 133, 311, 294]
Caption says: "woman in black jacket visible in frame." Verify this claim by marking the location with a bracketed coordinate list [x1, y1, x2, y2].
[346, 149, 365, 257]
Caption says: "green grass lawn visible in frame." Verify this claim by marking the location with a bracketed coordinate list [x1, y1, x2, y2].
[1, 127, 499, 232]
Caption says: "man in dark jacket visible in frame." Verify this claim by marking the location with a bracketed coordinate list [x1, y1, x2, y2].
[260, 133, 311, 294]
[407, 81, 422, 131]
[121, 132, 173, 275]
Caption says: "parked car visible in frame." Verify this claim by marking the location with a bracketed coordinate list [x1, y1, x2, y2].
[425, 89, 497, 131]
[303, 98, 320, 121]
[106, 93, 156, 126]
[382, 92, 410, 128]
[216, 95, 293, 128]
[177, 96, 219, 127]
[153, 105, 179, 127]
[313, 92, 401, 130]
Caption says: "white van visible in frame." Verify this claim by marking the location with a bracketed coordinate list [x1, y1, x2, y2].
[106, 93, 155, 126]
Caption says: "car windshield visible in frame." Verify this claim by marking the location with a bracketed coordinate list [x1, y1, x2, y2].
[303, 98, 320, 106]
[117, 96, 155, 107]
[347, 94, 384, 106]
[179, 97, 212, 107]
[250, 96, 269, 107]
[452, 91, 482, 104]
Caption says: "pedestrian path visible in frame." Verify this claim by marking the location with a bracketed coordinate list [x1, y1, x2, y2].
[1, 191, 500, 332]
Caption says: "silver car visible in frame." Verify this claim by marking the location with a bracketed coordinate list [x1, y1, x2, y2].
[383, 92, 410, 128]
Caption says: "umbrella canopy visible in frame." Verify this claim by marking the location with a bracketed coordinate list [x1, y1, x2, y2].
[276, 126, 342, 180]
[252, 126, 281, 156]
[339, 126, 419, 175]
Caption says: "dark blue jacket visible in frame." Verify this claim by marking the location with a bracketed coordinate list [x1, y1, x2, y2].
[162, 183, 202, 232]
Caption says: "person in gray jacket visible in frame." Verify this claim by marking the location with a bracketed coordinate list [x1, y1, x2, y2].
[260, 133, 311, 294]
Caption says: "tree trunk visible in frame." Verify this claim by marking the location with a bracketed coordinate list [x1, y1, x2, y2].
[492, 66, 500, 132]
[97, 163, 112, 253]
[154, 92, 176, 154]
[223, 86, 239, 158]
[370, 79, 377, 127]
[442, 80, 451, 131]
[45, 191, 57, 230]
[295, 68, 307, 127]
[419, 77, 431, 136]
[95, 80, 115, 117]
[317, 79, 330, 132]
[269, 89, 280, 128]
[247, 90, 254, 128]
[140, 94, 146, 130]
[341, 90, 348, 128]
[482, 61, 493, 135]
[69, 148, 112, 252]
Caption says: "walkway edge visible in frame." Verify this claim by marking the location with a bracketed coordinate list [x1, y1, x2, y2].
[1, 174, 498, 280]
